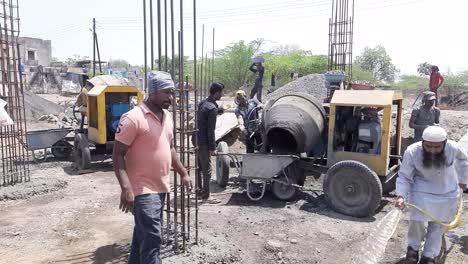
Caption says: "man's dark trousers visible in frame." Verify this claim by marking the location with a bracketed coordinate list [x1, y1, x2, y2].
[128, 193, 166, 264]
[197, 144, 212, 197]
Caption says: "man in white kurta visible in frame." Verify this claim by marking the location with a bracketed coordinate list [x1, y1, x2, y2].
[396, 126, 468, 264]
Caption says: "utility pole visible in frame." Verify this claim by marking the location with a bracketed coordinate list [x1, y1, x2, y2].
[93, 18, 96, 76]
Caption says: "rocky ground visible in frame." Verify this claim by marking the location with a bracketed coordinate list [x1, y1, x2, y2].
[0, 158, 467, 264]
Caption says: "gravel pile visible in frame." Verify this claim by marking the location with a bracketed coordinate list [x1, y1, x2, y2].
[264, 74, 327, 103]
[0, 177, 67, 201]
[23, 89, 65, 121]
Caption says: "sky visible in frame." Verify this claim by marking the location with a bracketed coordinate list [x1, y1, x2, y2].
[20, 0, 468, 75]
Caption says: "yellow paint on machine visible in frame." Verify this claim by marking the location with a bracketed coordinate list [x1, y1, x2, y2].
[327, 90, 403, 177]
[87, 85, 143, 145]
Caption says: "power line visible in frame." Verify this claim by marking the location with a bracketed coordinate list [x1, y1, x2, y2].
[96, 0, 423, 29]
[96, 0, 422, 23]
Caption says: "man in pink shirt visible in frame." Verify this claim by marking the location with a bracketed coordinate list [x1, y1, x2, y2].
[113, 71, 192, 264]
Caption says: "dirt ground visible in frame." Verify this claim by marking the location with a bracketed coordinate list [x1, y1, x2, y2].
[1, 93, 468, 264]
[1, 158, 467, 264]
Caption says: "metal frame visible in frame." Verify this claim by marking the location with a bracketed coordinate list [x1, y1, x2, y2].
[217, 152, 310, 201]
[142, 0, 199, 253]
[0, 0, 29, 187]
[328, 0, 354, 80]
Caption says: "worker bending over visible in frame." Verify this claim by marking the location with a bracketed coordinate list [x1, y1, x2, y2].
[234, 90, 262, 153]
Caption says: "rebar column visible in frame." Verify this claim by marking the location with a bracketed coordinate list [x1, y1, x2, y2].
[328, 0, 354, 80]
[142, 0, 199, 254]
[0, 0, 29, 187]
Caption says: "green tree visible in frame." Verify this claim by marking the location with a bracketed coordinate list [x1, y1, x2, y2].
[262, 50, 327, 87]
[212, 40, 262, 91]
[355, 46, 399, 83]
[351, 65, 377, 83]
[155, 55, 193, 83]
[417, 62, 432, 76]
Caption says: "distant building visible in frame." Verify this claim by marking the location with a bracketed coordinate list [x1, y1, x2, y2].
[18, 37, 52, 66]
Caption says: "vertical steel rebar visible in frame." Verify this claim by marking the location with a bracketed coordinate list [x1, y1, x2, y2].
[193, 0, 199, 244]
[211, 28, 215, 84]
[164, 0, 168, 72]
[143, 0, 148, 92]
[157, 0, 162, 70]
[169, 0, 179, 252]
[149, 0, 154, 70]
[204, 54, 208, 96]
[170, 0, 175, 79]
[200, 24, 204, 98]
[178, 0, 187, 251]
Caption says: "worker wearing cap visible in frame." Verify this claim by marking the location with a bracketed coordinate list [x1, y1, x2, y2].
[429, 66, 444, 106]
[113, 71, 192, 264]
[395, 126, 468, 264]
[409, 91, 440, 142]
[234, 90, 262, 153]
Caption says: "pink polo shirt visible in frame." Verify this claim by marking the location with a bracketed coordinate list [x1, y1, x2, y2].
[115, 103, 173, 196]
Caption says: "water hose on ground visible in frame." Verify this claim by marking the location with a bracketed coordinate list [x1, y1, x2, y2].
[353, 190, 465, 264]
[405, 191, 464, 233]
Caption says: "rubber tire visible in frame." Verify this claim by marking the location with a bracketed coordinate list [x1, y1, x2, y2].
[74, 133, 91, 170]
[324, 160, 383, 218]
[272, 174, 298, 201]
[216, 141, 230, 188]
[51, 140, 73, 159]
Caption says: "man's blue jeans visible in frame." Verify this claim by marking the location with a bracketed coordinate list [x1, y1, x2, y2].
[128, 193, 166, 264]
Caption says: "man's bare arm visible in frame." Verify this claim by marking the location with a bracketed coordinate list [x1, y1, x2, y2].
[112, 140, 134, 213]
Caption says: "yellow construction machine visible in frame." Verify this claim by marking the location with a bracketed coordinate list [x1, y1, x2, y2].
[73, 75, 143, 170]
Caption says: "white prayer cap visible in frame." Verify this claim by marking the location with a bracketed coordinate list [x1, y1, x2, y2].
[422, 126, 447, 142]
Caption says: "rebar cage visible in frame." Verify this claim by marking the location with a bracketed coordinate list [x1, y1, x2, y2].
[0, 0, 29, 187]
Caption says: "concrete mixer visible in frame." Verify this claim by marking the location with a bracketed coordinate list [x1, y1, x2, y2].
[216, 90, 403, 218]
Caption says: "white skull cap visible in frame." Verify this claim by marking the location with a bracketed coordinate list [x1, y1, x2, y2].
[422, 126, 447, 142]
